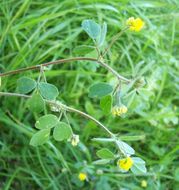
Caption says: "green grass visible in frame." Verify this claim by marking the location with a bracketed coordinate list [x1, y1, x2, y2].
[0, 0, 179, 189]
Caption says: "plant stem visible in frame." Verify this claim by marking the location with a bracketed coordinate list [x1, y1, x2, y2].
[0, 57, 130, 83]
[0, 92, 114, 137]
[102, 27, 129, 57]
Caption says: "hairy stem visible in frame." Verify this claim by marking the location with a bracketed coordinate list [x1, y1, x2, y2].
[0, 57, 130, 83]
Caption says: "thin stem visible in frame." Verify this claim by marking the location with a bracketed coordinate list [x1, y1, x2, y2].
[61, 104, 114, 136]
[102, 27, 129, 57]
[0, 57, 130, 83]
[0, 92, 114, 137]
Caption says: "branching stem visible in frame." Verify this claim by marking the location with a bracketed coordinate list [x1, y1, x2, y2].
[0, 57, 130, 83]
[102, 27, 129, 57]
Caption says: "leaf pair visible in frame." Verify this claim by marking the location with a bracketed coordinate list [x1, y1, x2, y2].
[17, 77, 59, 100]
[30, 114, 72, 146]
[82, 19, 107, 47]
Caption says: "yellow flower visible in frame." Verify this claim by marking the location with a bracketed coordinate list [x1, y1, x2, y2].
[141, 180, 147, 188]
[112, 105, 128, 116]
[71, 134, 80, 146]
[78, 172, 87, 181]
[120, 105, 127, 114]
[118, 157, 133, 171]
[126, 17, 144, 32]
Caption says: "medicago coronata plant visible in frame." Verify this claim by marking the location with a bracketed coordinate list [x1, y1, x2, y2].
[0, 17, 146, 180]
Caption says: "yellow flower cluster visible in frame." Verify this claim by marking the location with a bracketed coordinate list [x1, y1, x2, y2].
[112, 105, 128, 116]
[78, 172, 87, 181]
[126, 17, 144, 32]
[118, 157, 133, 171]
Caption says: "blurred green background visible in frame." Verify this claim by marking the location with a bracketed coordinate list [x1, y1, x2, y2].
[0, 0, 179, 189]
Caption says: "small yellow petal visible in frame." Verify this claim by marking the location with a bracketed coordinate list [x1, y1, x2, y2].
[121, 105, 128, 114]
[112, 105, 128, 116]
[118, 157, 133, 171]
[127, 17, 144, 32]
[78, 172, 87, 181]
[112, 107, 117, 116]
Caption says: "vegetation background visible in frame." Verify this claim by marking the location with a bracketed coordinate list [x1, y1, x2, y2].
[0, 0, 179, 189]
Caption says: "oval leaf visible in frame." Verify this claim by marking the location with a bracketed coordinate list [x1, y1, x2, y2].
[27, 93, 45, 113]
[17, 77, 36, 94]
[96, 148, 115, 159]
[38, 82, 59, 100]
[116, 140, 135, 156]
[81, 19, 101, 39]
[131, 157, 147, 174]
[53, 122, 72, 141]
[97, 22, 107, 47]
[35, 114, 58, 129]
[30, 129, 50, 146]
[89, 83, 113, 98]
[93, 159, 111, 165]
[100, 95, 112, 115]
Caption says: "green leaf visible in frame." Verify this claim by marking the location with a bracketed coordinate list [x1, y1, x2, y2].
[81, 19, 101, 39]
[35, 114, 58, 129]
[92, 137, 115, 142]
[38, 82, 59, 100]
[120, 135, 145, 141]
[97, 22, 107, 47]
[53, 122, 72, 141]
[89, 83, 113, 98]
[30, 129, 50, 146]
[96, 176, 111, 190]
[174, 168, 179, 182]
[100, 95, 112, 115]
[17, 77, 36, 94]
[116, 140, 135, 156]
[93, 159, 111, 165]
[27, 93, 45, 113]
[131, 157, 147, 174]
[96, 148, 115, 159]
